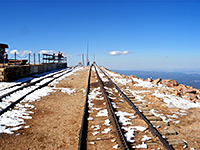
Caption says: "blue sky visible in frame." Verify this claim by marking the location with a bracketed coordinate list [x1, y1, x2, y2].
[0, 0, 200, 71]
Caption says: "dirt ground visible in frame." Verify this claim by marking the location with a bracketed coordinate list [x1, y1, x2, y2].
[0, 67, 89, 150]
[0, 67, 200, 150]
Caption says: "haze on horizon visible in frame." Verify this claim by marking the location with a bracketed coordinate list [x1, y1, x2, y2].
[0, 0, 199, 72]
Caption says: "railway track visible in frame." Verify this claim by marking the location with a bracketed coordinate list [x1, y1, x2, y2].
[0, 68, 69, 93]
[78, 65, 178, 149]
[0, 67, 72, 100]
[0, 67, 75, 116]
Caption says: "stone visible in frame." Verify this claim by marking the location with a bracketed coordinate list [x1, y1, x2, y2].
[126, 82, 133, 87]
[119, 75, 127, 79]
[129, 75, 138, 79]
[152, 78, 162, 85]
[185, 93, 197, 101]
[147, 77, 153, 82]
[161, 79, 178, 87]
[175, 90, 181, 97]
[182, 88, 197, 94]
[173, 86, 183, 91]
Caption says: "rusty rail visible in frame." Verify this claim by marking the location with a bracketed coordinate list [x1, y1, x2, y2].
[78, 65, 93, 150]
[94, 65, 130, 150]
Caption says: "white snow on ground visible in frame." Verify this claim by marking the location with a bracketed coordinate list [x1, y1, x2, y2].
[53, 87, 76, 95]
[87, 117, 94, 121]
[135, 142, 148, 148]
[141, 135, 152, 141]
[0, 67, 83, 134]
[104, 119, 110, 126]
[23, 87, 55, 102]
[131, 78, 157, 88]
[96, 68, 109, 82]
[104, 67, 200, 110]
[150, 109, 170, 123]
[153, 91, 200, 109]
[91, 125, 101, 130]
[121, 126, 135, 143]
[113, 144, 119, 149]
[96, 109, 108, 117]
[0, 82, 20, 90]
[102, 128, 111, 133]
[88, 87, 103, 112]
[92, 131, 99, 136]
[150, 109, 183, 124]
[115, 111, 135, 126]
[0, 85, 24, 97]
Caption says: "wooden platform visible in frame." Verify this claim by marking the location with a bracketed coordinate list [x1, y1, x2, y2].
[0, 63, 67, 81]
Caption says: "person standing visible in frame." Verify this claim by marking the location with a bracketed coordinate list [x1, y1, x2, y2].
[58, 52, 61, 63]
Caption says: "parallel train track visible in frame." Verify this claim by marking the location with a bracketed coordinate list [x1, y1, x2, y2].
[0, 67, 74, 116]
[78, 64, 175, 150]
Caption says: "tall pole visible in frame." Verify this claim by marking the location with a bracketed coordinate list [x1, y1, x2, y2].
[87, 41, 89, 62]
[29, 53, 31, 65]
[15, 52, 16, 65]
[34, 53, 35, 65]
[82, 54, 84, 66]
[38, 53, 40, 64]
[87, 41, 89, 66]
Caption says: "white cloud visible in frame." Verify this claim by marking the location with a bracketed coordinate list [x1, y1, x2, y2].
[65, 54, 72, 57]
[39, 50, 57, 54]
[19, 50, 32, 56]
[9, 50, 19, 54]
[109, 50, 131, 56]
[9, 50, 32, 56]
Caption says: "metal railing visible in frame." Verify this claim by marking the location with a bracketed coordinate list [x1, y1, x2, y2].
[0, 52, 67, 67]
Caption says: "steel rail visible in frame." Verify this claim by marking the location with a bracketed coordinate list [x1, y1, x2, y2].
[0, 67, 70, 102]
[78, 65, 93, 150]
[0, 68, 68, 92]
[94, 65, 130, 150]
[97, 65, 174, 150]
[0, 68, 74, 116]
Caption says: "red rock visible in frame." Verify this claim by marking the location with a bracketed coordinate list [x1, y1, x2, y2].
[161, 79, 178, 87]
[173, 86, 182, 91]
[152, 78, 162, 85]
[182, 88, 197, 94]
[185, 93, 198, 101]
[129, 75, 138, 79]
[175, 90, 181, 97]
[147, 77, 153, 82]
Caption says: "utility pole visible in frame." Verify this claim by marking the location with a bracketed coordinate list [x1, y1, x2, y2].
[82, 54, 85, 66]
[87, 41, 90, 66]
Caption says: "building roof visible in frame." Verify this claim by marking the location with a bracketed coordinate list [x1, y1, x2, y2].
[0, 44, 9, 49]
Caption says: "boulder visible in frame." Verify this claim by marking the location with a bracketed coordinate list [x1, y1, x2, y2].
[161, 79, 178, 87]
[147, 77, 153, 82]
[182, 88, 197, 94]
[129, 75, 138, 79]
[119, 75, 127, 79]
[185, 93, 198, 101]
[175, 90, 181, 97]
[173, 86, 183, 91]
[126, 80, 135, 87]
[152, 78, 162, 85]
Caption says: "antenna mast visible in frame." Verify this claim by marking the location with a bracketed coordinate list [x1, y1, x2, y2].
[87, 41, 90, 66]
